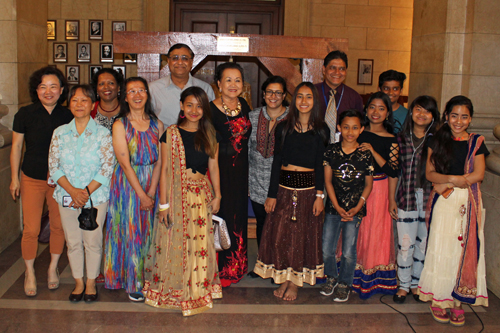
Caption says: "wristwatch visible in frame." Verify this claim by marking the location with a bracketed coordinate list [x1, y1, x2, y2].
[315, 193, 325, 199]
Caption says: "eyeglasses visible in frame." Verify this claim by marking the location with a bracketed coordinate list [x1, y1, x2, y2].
[127, 89, 147, 95]
[265, 90, 284, 97]
[169, 55, 192, 62]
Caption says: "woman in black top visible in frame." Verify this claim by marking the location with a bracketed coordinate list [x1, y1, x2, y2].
[254, 82, 329, 301]
[143, 87, 223, 316]
[210, 62, 252, 286]
[10, 66, 73, 296]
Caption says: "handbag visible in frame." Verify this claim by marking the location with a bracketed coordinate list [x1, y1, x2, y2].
[78, 187, 99, 231]
[212, 215, 231, 252]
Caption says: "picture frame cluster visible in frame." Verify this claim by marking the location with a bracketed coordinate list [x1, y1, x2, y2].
[49, 19, 136, 85]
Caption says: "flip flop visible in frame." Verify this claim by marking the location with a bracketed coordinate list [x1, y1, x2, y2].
[430, 305, 449, 324]
[450, 308, 465, 327]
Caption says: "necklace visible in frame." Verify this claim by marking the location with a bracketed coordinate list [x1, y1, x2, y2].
[221, 97, 241, 117]
[99, 101, 119, 113]
[452, 133, 469, 141]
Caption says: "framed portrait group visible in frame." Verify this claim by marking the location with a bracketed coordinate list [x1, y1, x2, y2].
[49, 19, 136, 84]
[52, 42, 117, 63]
[48, 20, 127, 41]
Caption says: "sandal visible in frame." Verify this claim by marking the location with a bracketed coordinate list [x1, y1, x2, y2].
[450, 308, 465, 327]
[48, 268, 60, 290]
[24, 273, 37, 297]
[430, 306, 449, 324]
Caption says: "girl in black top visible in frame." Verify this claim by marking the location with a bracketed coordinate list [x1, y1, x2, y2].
[143, 87, 223, 316]
[10, 66, 72, 297]
[254, 82, 329, 301]
[354, 91, 400, 299]
[418, 96, 489, 326]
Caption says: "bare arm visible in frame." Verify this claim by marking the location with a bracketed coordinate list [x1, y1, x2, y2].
[112, 120, 154, 210]
[158, 141, 170, 225]
[207, 144, 221, 214]
[146, 120, 164, 198]
[426, 147, 469, 188]
[346, 175, 374, 220]
[9, 131, 24, 200]
[324, 165, 348, 219]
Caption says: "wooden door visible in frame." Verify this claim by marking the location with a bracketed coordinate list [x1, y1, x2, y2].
[172, 1, 283, 107]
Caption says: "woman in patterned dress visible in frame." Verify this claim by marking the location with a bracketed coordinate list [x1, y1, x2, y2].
[143, 87, 222, 316]
[104, 77, 164, 301]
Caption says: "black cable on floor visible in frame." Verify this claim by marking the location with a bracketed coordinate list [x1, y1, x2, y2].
[468, 304, 485, 333]
[379, 295, 417, 333]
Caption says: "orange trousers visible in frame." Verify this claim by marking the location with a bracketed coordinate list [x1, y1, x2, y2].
[20, 172, 65, 260]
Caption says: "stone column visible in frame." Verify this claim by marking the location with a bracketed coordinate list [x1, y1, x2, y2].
[0, 0, 48, 252]
[410, 0, 500, 145]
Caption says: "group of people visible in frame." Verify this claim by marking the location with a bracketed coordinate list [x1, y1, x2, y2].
[9, 44, 488, 325]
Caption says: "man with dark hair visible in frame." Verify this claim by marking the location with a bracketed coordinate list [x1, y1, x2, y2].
[149, 43, 215, 126]
[315, 51, 363, 141]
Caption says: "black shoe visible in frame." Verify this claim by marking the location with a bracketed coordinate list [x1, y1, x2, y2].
[69, 287, 85, 302]
[411, 290, 424, 303]
[247, 271, 259, 278]
[393, 290, 407, 304]
[84, 288, 99, 302]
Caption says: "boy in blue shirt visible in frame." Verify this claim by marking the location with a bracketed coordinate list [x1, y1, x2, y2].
[378, 70, 407, 133]
[321, 109, 374, 302]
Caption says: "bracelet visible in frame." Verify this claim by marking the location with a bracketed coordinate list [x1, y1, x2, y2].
[214, 196, 222, 199]
[159, 203, 170, 211]
[360, 196, 366, 202]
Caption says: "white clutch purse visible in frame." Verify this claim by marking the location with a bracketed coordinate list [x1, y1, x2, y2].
[212, 215, 231, 252]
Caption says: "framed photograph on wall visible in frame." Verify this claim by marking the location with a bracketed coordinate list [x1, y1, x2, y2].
[357, 59, 374, 85]
[77, 43, 91, 63]
[47, 20, 56, 40]
[66, 65, 80, 84]
[112, 21, 126, 32]
[53, 43, 67, 63]
[90, 65, 103, 81]
[112, 65, 126, 79]
[100, 43, 114, 63]
[124, 54, 137, 64]
[65, 20, 79, 41]
[89, 20, 103, 40]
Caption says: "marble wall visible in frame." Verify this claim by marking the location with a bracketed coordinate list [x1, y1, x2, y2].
[303, 0, 414, 96]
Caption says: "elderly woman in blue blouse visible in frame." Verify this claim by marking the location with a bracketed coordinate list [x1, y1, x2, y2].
[49, 84, 115, 303]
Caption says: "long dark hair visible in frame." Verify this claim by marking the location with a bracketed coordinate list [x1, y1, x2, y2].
[363, 91, 395, 134]
[29, 66, 68, 104]
[176, 87, 218, 158]
[400, 95, 439, 185]
[430, 95, 474, 174]
[281, 82, 328, 145]
[118, 77, 157, 120]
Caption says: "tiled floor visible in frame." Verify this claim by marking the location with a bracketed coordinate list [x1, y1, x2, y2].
[0, 237, 497, 333]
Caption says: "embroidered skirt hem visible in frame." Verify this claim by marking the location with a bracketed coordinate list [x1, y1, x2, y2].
[417, 188, 488, 308]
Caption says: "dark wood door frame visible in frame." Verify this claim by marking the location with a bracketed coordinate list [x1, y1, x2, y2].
[114, 31, 348, 94]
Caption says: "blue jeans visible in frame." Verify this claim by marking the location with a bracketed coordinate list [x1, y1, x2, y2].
[322, 213, 361, 286]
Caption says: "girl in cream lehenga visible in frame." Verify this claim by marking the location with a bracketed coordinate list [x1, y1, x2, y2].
[143, 87, 222, 316]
